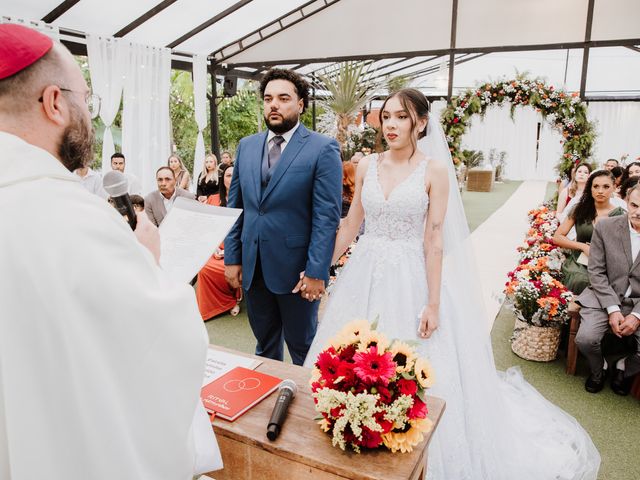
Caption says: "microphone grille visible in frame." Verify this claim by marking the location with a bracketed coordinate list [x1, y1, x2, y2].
[103, 170, 129, 197]
[280, 379, 297, 397]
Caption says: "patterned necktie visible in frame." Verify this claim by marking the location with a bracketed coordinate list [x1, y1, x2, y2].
[268, 135, 285, 169]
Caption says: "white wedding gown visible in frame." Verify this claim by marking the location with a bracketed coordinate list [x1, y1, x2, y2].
[304, 156, 600, 480]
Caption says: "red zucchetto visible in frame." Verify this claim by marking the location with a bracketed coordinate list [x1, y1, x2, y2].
[0, 23, 54, 80]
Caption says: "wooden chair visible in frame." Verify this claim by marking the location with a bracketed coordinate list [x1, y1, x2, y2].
[566, 301, 581, 375]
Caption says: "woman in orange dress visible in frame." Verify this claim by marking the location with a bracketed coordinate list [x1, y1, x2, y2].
[196, 165, 242, 320]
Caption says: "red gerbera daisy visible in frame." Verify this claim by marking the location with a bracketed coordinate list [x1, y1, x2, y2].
[316, 351, 342, 383]
[353, 346, 396, 385]
[407, 397, 428, 420]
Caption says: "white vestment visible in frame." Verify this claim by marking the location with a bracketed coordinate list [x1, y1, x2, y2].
[0, 132, 222, 479]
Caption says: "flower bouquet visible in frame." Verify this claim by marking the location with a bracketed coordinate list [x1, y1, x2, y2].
[505, 260, 572, 327]
[309, 319, 434, 453]
[505, 258, 572, 362]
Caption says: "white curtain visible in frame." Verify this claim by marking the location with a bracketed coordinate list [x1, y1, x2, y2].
[192, 54, 208, 186]
[588, 102, 640, 165]
[122, 43, 172, 195]
[437, 103, 560, 181]
[86, 35, 126, 171]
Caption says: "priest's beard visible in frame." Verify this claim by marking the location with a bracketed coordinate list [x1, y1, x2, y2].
[58, 104, 95, 172]
[264, 112, 299, 135]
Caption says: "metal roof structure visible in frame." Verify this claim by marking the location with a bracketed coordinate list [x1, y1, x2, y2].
[3, 0, 639, 154]
[3, 0, 639, 95]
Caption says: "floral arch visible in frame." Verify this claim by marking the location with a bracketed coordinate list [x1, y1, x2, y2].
[440, 75, 595, 174]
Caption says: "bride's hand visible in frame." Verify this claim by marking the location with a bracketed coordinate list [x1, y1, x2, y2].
[418, 305, 439, 338]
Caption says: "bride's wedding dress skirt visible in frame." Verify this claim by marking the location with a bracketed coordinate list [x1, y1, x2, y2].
[305, 234, 600, 480]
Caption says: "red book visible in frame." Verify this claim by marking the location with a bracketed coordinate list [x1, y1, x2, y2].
[200, 366, 282, 421]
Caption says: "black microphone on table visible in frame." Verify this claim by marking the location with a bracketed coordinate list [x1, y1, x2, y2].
[267, 379, 297, 441]
[103, 170, 137, 230]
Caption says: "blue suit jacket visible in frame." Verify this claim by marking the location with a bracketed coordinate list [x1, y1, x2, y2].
[224, 124, 342, 294]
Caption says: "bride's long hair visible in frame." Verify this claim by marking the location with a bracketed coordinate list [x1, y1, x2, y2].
[377, 88, 430, 158]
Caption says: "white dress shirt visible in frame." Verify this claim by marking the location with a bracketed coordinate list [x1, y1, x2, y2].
[606, 221, 640, 317]
[267, 121, 300, 154]
[74, 167, 108, 199]
[162, 188, 178, 212]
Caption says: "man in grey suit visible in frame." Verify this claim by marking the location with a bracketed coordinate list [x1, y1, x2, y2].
[576, 184, 640, 394]
[145, 166, 195, 226]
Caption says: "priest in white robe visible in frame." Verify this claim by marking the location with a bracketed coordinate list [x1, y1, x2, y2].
[0, 24, 221, 479]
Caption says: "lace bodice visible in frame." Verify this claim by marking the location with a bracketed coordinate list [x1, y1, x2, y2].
[361, 154, 429, 242]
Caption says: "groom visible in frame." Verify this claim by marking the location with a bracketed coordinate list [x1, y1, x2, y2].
[224, 68, 342, 365]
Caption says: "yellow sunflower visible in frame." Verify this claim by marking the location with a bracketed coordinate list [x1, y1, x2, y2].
[332, 319, 371, 347]
[356, 329, 390, 353]
[389, 340, 417, 374]
[414, 357, 435, 388]
[381, 418, 434, 453]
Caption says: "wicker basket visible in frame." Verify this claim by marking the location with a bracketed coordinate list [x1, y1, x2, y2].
[511, 317, 561, 362]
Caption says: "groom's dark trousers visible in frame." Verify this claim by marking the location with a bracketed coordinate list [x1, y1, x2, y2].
[225, 124, 342, 365]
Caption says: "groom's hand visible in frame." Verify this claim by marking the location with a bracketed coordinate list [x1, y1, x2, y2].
[225, 265, 242, 289]
[294, 275, 325, 302]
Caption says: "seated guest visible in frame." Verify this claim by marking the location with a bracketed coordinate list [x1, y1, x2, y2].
[220, 151, 233, 166]
[144, 166, 195, 226]
[168, 154, 191, 191]
[610, 166, 623, 194]
[130, 194, 145, 213]
[564, 170, 626, 216]
[557, 162, 591, 218]
[204, 164, 233, 207]
[604, 158, 619, 171]
[619, 161, 640, 186]
[197, 154, 220, 203]
[74, 165, 108, 199]
[575, 183, 640, 395]
[619, 175, 640, 201]
[341, 161, 356, 218]
[554, 170, 624, 296]
[196, 165, 241, 319]
[110, 152, 142, 194]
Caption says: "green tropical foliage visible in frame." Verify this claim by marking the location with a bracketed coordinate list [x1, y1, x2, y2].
[317, 61, 379, 147]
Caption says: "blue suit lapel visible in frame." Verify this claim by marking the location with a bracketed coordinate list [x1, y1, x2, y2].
[261, 124, 310, 204]
[252, 132, 268, 201]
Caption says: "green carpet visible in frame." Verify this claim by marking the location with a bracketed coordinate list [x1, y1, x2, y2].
[461, 180, 522, 232]
[205, 179, 638, 479]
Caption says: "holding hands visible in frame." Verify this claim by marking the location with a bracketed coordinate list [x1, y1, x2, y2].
[292, 271, 325, 302]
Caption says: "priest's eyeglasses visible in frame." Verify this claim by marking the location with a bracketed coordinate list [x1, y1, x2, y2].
[38, 87, 101, 119]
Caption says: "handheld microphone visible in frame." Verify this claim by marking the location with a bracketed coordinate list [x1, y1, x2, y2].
[103, 170, 137, 230]
[266, 379, 297, 441]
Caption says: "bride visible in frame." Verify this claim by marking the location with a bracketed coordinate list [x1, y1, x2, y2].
[303, 89, 600, 479]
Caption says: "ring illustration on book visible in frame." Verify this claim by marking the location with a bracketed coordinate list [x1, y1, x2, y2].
[223, 377, 262, 392]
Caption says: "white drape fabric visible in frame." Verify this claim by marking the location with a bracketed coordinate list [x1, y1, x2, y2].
[122, 43, 172, 195]
[588, 101, 640, 165]
[192, 55, 208, 184]
[456, 105, 561, 181]
[435, 100, 640, 181]
[86, 35, 126, 170]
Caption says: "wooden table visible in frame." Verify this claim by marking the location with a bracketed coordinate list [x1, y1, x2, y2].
[206, 346, 446, 480]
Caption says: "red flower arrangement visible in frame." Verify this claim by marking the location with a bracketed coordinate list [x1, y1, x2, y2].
[310, 320, 434, 453]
